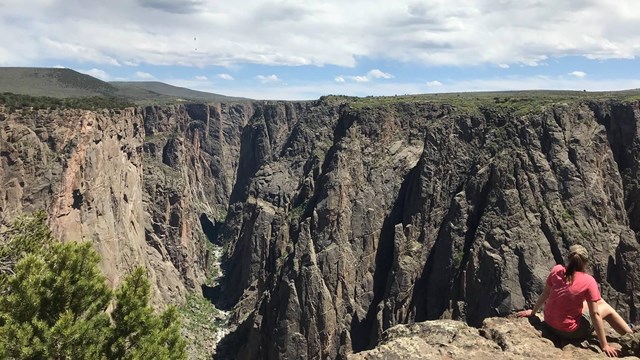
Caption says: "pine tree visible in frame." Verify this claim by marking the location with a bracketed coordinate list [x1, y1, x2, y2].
[0, 210, 53, 288]
[106, 268, 186, 360]
[0, 213, 187, 360]
[0, 243, 111, 359]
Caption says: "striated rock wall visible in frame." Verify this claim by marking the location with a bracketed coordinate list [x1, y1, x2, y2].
[216, 99, 640, 359]
[0, 102, 253, 305]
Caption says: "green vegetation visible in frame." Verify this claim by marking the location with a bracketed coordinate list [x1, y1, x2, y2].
[561, 208, 574, 221]
[340, 90, 640, 116]
[0, 68, 248, 105]
[0, 68, 117, 98]
[179, 294, 219, 333]
[177, 293, 221, 360]
[0, 212, 186, 359]
[110, 81, 248, 104]
[452, 249, 465, 269]
[203, 239, 221, 286]
[0, 92, 134, 111]
[579, 228, 593, 241]
[288, 201, 307, 222]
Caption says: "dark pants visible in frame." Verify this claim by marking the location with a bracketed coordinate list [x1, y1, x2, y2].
[546, 313, 593, 340]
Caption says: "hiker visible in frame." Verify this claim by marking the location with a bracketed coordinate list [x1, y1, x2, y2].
[516, 245, 633, 357]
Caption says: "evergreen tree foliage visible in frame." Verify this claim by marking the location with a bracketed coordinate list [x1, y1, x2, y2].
[0, 211, 53, 288]
[0, 213, 186, 360]
[0, 92, 134, 111]
[106, 268, 186, 360]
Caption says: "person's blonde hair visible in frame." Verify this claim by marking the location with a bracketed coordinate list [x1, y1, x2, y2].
[565, 245, 588, 284]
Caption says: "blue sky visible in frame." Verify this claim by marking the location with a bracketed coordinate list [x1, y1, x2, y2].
[1, 0, 639, 100]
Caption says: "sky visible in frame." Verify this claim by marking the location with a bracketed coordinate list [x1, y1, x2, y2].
[1, 0, 639, 100]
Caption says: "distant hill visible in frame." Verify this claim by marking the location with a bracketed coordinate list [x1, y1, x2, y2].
[0, 67, 248, 103]
[110, 81, 248, 103]
[0, 67, 118, 98]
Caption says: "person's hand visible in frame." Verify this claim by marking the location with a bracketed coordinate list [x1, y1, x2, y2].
[515, 309, 532, 318]
[602, 344, 619, 357]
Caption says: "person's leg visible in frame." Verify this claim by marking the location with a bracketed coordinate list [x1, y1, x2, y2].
[595, 299, 632, 335]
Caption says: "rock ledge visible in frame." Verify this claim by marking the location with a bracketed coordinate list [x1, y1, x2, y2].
[349, 317, 640, 359]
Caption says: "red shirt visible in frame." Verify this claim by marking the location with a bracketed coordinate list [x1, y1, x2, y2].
[543, 264, 602, 332]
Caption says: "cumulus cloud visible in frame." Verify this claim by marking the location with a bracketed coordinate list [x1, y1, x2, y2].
[217, 73, 234, 80]
[568, 71, 587, 78]
[338, 69, 395, 83]
[367, 69, 394, 79]
[498, 64, 510, 69]
[256, 74, 280, 83]
[195, 75, 208, 80]
[134, 71, 155, 79]
[2, 0, 639, 68]
[80, 68, 109, 80]
[426, 80, 443, 87]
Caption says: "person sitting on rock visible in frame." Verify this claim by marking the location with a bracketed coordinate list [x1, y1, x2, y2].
[516, 244, 633, 357]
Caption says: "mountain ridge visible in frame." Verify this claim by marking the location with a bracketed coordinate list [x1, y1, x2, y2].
[0, 67, 247, 103]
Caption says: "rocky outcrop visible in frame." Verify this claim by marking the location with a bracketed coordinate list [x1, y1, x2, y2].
[348, 317, 640, 359]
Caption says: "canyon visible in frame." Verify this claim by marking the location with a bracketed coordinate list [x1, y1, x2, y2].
[1, 93, 639, 358]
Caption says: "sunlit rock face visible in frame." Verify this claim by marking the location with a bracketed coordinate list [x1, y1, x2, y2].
[0, 103, 252, 306]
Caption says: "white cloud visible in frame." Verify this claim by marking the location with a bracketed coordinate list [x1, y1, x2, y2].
[426, 80, 443, 87]
[133, 71, 155, 79]
[498, 64, 510, 69]
[256, 74, 280, 83]
[338, 69, 395, 83]
[2, 0, 639, 68]
[352, 75, 369, 83]
[367, 69, 394, 79]
[80, 68, 109, 80]
[217, 73, 234, 80]
[568, 71, 587, 78]
[195, 75, 208, 80]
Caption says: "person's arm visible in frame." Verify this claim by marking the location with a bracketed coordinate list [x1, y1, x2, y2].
[587, 300, 618, 357]
[516, 283, 550, 317]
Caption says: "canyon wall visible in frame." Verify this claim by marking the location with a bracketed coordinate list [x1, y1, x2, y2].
[0, 103, 251, 305]
[1, 96, 639, 359]
[215, 98, 640, 359]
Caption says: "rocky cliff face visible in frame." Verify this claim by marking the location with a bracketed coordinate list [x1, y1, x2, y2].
[2, 95, 640, 359]
[215, 98, 640, 359]
[0, 102, 252, 305]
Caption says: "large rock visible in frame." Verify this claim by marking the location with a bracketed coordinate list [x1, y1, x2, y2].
[348, 317, 640, 359]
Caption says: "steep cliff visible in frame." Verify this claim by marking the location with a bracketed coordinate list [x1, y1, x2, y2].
[0, 102, 252, 306]
[2, 93, 640, 360]
[215, 97, 640, 359]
